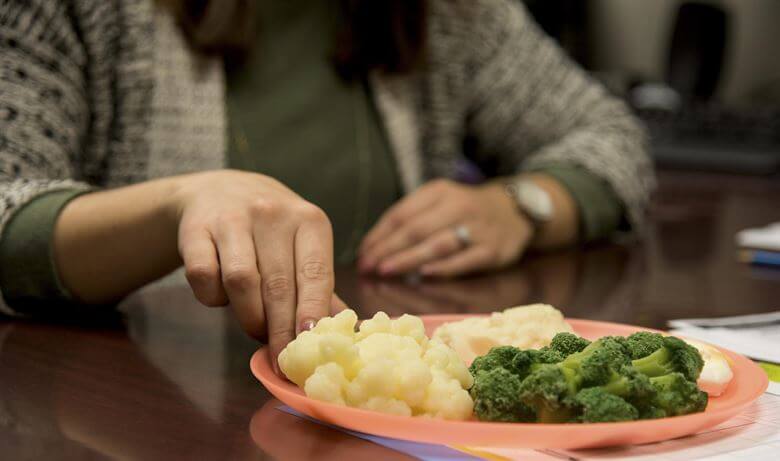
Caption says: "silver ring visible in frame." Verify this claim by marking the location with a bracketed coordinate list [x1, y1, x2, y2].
[453, 225, 472, 247]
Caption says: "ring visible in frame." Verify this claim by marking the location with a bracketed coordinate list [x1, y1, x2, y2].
[453, 225, 472, 247]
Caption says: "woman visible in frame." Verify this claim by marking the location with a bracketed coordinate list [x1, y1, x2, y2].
[0, 0, 653, 368]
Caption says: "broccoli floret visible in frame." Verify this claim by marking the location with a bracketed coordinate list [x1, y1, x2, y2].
[470, 346, 563, 382]
[534, 347, 567, 364]
[517, 364, 580, 423]
[470, 367, 535, 422]
[600, 365, 655, 402]
[572, 388, 639, 423]
[469, 346, 522, 377]
[624, 332, 665, 359]
[648, 372, 708, 416]
[635, 403, 667, 420]
[560, 336, 631, 386]
[631, 336, 704, 381]
[546, 332, 591, 357]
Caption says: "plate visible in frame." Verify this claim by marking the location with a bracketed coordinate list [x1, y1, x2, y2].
[251, 315, 768, 449]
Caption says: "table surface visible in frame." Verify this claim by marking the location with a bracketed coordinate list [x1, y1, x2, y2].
[2, 171, 779, 460]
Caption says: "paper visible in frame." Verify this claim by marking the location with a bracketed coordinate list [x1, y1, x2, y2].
[736, 222, 780, 251]
[669, 311, 780, 366]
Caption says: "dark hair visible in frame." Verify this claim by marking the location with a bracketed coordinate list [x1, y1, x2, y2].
[166, 0, 427, 79]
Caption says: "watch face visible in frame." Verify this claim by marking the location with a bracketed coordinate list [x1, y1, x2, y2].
[516, 181, 553, 222]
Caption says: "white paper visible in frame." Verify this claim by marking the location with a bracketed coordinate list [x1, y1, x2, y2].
[668, 311, 780, 365]
[736, 222, 780, 251]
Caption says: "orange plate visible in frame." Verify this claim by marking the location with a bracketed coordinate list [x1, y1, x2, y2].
[250, 315, 768, 449]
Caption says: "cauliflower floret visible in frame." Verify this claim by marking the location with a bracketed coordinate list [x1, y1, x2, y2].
[304, 363, 349, 405]
[355, 311, 393, 339]
[360, 397, 412, 417]
[424, 339, 473, 389]
[278, 310, 362, 386]
[311, 308, 358, 336]
[420, 370, 474, 420]
[278, 309, 473, 420]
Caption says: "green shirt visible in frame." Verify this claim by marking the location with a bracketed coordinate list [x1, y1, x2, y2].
[0, 2, 623, 308]
[226, 0, 400, 264]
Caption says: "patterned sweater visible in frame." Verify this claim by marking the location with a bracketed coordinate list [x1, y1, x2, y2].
[0, 0, 654, 314]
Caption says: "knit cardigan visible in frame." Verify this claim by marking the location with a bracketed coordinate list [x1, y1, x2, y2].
[0, 0, 654, 314]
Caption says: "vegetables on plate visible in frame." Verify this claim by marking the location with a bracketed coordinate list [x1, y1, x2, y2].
[278, 309, 474, 420]
[469, 332, 709, 423]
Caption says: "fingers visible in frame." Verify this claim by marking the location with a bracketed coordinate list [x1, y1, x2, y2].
[254, 220, 297, 374]
[361, 205, 461, 274]
[293, 206, 334, 335]
[420, 246, 494, 278]
[376, 228, 463, 275]
[359, 182, 442, 256]
[180, 227, 228, 307]
[213, 218, 266, 341]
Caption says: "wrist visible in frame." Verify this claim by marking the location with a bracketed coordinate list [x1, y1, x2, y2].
[521, 174, 579, 249]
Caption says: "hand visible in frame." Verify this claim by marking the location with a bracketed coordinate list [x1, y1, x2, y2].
[170, 170, 347, 372]
[358, 179, 534, 277]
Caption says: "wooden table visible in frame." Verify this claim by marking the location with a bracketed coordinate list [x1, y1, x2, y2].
[2, 171, 779, 460]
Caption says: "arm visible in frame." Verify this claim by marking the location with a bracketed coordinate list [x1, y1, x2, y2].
[0, 1, 94, 314]
[466, 0, 654, 234]
[52, 178, 183, 305]
[52, 170, 344, 372]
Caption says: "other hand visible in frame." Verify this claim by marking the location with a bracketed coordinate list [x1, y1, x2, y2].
[358, 179, 534, 277]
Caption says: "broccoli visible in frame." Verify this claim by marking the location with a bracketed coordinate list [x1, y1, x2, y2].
[534, 347, 567, 364]
[546, 332, 591, 357]
[599, 365, 655, 402]
[624, 332, 665, 359]
[468, 334, 707, 424]
[559, 336, 631, 386]
[517, 364, 579, 423]
[470, 367, 535, 422]
[470, 346, 563, 382]
[517, 337, 635, 422]
[572, 388, 639, 423]
[631, 336, 704, 381]
[648, 372, 708, 416]
[469, 346, 522, 377]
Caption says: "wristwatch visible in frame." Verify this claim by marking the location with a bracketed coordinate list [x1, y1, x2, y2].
[505, 178, 554, 225]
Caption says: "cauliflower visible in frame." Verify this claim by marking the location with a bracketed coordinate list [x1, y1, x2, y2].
[278, 310, 474, 420]
[432, 304, 573, 365]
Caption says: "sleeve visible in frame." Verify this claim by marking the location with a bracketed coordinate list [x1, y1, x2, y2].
[0, 189, 89, 311]
[465, 0, 655, 234]
[0, 1, 95, 315]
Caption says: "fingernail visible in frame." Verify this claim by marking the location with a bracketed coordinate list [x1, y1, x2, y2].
[378, 263, 395, 276]
[298, 319, 316, 334]
[420, 265, 433, 276]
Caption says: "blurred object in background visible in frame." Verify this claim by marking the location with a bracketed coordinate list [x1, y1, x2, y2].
[526, 0, 780, 175]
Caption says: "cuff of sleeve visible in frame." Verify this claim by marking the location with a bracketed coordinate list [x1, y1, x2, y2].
[530, 165, 624, 242]
[0, 189, 89, 309]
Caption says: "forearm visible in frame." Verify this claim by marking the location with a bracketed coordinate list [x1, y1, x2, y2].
[53, 177, 183, 304]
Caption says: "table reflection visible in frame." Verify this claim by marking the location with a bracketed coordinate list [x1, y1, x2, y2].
[250, 399, 411, 460]
[339, 244, 638, 325]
